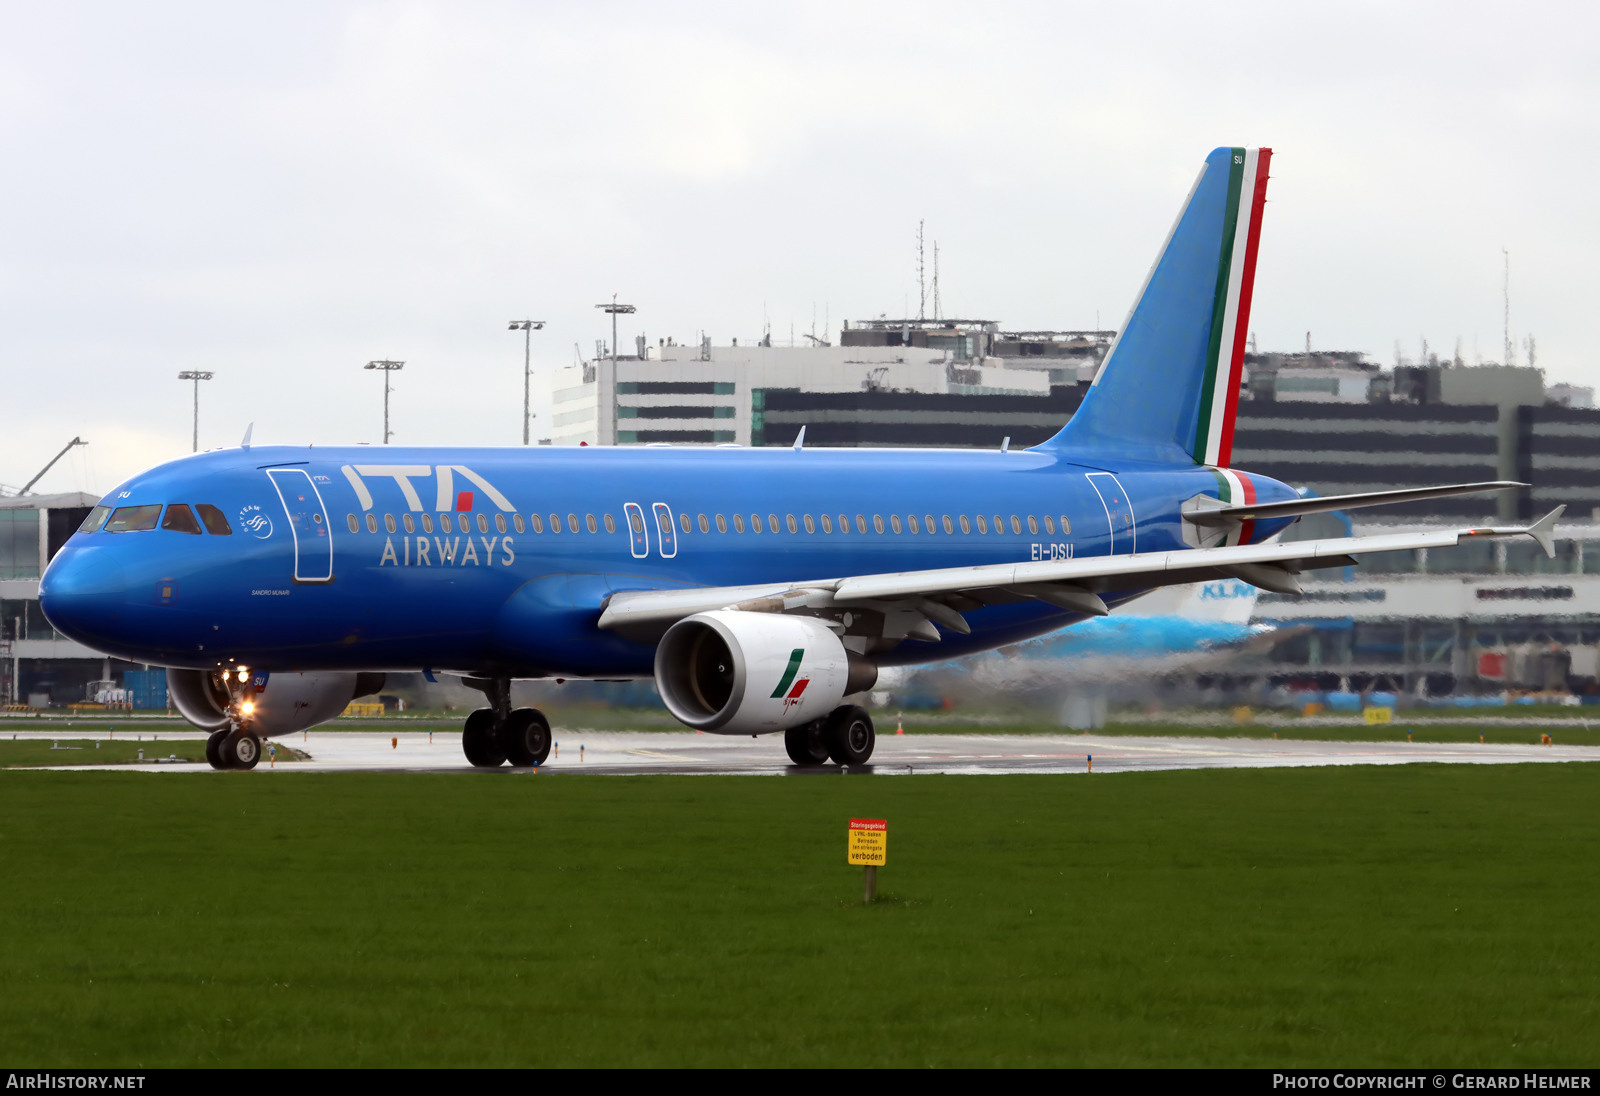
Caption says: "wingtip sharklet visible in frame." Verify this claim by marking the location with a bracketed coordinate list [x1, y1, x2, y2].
[1527, 505, 1565, 558]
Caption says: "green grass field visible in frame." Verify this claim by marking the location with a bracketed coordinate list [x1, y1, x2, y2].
[2, 765, 1598, 1067]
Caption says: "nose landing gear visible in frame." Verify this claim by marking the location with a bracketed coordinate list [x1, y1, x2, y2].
[205, 727, 262, 770]
[204, 670, 264, 771]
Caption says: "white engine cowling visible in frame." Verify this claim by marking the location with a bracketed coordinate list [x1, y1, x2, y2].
[655, 610, 866, 734]
[166, 669, 385, 737]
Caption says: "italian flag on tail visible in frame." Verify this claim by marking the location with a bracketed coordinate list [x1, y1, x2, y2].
[1207, 466, 1259, 547]
[1193, 147, 1271, 468]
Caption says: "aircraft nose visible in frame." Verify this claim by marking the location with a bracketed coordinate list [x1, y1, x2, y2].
[38, 546, 130, 648]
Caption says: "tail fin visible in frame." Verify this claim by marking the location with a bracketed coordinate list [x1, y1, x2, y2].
[1037, 146, 1271, 466]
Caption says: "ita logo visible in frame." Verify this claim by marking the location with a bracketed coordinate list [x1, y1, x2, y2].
[770, 648, 811, 711]
[238, 504, 274, 540]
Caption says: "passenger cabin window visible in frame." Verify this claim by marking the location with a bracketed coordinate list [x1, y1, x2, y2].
[385, 514, 397, 534]
[366, 514, 378, 533]
[604, 514, 617, 534]
[531, 514, 544, 533]
[959, 515, 970, 534]
[1059, 516, 1072, 534]
[196, 505, 232, 535]
[80, 506, 109, 533]
[993, 515, 1004, 534]
[837, 514, 848, 533]
[346, 514, 359, 533]
[1027, 515, 1039, 535]
[511, 514, 522, 534]
[821, 514, 832, 533]
[161, 504, 202, 535]
[716, 514, 728, 533]
[786, 514, 797, 534]
[803, 514, 815, 534]
[733, 514, 745, 533]
[699, 514, 710, 533]
[680, 513, 692, 535]
[481, 514, 493, 534]
[975, 515, 987, 534]
[552, 514, 564, 533]
[750, 514, 763, 533]
[943, 515, 954, 534]
[566, 513, 577, 533]
[627, 511, 641, 535]
[1044, 516, 1055, 535]
[403, 514, 416, 534]
[590, 514, 600, 534]
[889, 515, 902, 534]
[767, 513, 779, 533]
[1011, 516, 1022, 535]
[496, 514, 508, 534]
[855, 515, 867, 534]
[105, 504, 162, 533]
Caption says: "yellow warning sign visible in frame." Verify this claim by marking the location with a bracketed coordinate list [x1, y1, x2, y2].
[848, 818, 887, 866]
[1364, 706, 1393, 725]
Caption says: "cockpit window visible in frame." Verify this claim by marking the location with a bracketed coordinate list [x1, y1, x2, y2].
[196, 505, 232, 535]
[80, 506, 110, 534]
[161, 505, 203, 535]
[104, 504, 163, 533]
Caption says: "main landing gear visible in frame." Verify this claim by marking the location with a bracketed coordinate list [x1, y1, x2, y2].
[785, 705, 876, 768]
[461, 677, 552, 768]
[206, 727, 262, 770]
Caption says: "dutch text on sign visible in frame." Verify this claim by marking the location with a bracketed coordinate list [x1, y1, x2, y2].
[848, 818, 887, 865]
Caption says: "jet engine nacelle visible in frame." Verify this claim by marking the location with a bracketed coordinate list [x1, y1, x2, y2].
[166, 669, 386, 737]
[654, 610, 874, 734]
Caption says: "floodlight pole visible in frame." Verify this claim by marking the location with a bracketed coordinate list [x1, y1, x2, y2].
[364, 360, 405, 444]
[176, 371, 214, 452]
[595, 296, 636, 445]
[508, 320, 545, 445]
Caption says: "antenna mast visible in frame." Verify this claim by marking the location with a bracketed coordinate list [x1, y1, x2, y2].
[916, 220, 926, 320]
[1503, 247, 1514, 366]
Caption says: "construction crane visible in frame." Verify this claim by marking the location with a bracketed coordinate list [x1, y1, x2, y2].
[18, 437, 87, 495]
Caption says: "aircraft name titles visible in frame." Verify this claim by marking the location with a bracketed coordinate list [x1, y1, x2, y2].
[379, 536, 516, 568]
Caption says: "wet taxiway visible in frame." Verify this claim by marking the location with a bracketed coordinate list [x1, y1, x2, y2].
[10, 727, 1600, 775]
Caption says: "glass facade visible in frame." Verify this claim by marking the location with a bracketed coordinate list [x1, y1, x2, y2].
[0, 510, 40, 579]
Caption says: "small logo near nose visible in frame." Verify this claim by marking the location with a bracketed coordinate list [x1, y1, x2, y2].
[157, 579, 176, 606]
[239, 505, 273, 539]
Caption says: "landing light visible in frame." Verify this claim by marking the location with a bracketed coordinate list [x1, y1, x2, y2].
[241, 701, 255, 716]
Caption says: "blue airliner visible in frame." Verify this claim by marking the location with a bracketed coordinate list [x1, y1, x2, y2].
[39, 147, 1554, 771]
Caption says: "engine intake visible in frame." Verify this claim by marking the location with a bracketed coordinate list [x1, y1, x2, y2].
[654, 610, 874, 734]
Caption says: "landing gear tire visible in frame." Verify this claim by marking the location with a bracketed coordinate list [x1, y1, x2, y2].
[229, 731, 261, 770]
[785, 720, 831, 765]
[462, 708, 507, 767]
[825, 705, 875, 766]
[205, 729, 227, 769]
[505, 708, 552, 767]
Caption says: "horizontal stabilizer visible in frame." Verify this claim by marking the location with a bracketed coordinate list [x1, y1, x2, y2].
[1184, 481, 1524, 528]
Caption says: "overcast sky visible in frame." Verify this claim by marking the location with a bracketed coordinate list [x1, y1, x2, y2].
[2, 1, 1596, 495]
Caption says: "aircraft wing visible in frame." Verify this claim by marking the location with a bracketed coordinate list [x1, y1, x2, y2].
[597, 507, 1563, 641]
